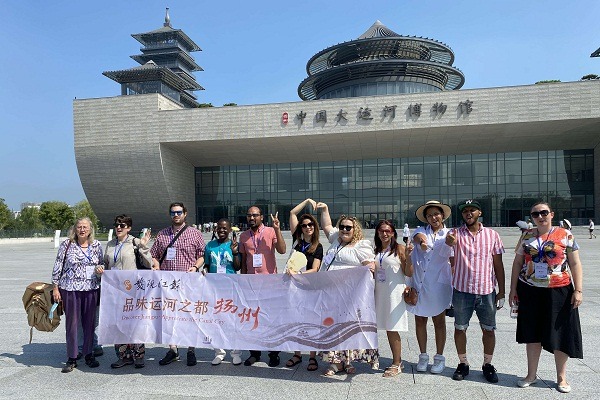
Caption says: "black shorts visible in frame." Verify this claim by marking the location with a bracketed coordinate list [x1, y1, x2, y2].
[516, 280, 583, 358]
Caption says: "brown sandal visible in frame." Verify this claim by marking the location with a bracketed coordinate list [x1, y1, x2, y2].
[307, 357, 318, 371]
[323, 363, 340, 376]
[285, 354, 302, 367]
[383, 364, 402, 377]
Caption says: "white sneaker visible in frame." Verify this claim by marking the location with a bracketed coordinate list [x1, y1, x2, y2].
[211, 355, 224, 365]
[416, 353, 429, 372]
[430, 354, 445, 374]
[232, 355, 242, 366]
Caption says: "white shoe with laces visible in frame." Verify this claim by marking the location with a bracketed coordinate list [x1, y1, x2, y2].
[211, 355, 224, 365]
[430, 354, 445, 374]
[416, 353, 429, 372]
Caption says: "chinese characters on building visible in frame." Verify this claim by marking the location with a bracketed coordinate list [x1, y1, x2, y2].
[292, 100, 473, 125]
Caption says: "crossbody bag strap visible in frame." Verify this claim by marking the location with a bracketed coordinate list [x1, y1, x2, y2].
[158, 225, 189, 266]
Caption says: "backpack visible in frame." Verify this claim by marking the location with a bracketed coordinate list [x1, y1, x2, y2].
[22, 282, 63, 343]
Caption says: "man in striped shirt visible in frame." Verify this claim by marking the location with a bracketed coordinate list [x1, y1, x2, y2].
[445, 199, 505, 383]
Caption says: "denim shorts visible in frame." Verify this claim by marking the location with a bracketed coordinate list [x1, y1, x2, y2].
[452, 289, 496, 331]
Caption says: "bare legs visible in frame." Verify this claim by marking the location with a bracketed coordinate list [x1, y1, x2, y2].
[386, 331, 402, 365]
[415, 311, 446, 355]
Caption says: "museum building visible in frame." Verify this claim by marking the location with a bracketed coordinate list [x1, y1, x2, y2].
[74, 14, 600, 229]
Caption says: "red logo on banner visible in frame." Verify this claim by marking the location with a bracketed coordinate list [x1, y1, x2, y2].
[282, 112, 289, 124]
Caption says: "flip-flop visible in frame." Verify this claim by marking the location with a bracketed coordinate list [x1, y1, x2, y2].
[307, 357, 318, 371]
[344, 363, 356, 374]
[285, 355, 302, 367]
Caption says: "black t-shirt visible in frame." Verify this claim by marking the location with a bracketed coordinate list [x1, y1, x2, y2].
[293, 239, 324, 270]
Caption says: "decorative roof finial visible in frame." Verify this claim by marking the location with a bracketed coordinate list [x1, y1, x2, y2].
[164, 7, 171, 27]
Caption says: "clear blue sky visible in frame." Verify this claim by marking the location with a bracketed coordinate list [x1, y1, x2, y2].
[1, 0, 599, 210]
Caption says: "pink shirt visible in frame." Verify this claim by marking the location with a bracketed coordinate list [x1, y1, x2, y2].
[150, 224, 205, 272]
[239, 225, 278, 274]
[452, 223, 504, 295]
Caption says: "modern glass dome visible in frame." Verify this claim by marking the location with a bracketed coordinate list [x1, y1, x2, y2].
[298, 21, 465, 100]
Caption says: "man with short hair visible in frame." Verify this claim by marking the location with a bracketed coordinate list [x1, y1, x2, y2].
[589, 219, 596, 239]
[203, 218, 242, 366]
[239, 206, 286, 367]
[150, 202, 205, 367]
[445, 199, 505, 383]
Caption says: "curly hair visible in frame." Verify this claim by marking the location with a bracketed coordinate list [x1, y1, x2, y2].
[68, 217, 95, 244]
[337, 215, 364, 244]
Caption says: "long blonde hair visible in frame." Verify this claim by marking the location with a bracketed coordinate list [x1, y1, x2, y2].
[69, 217, 95, 243]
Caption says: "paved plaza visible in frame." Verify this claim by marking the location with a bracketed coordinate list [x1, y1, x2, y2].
[0, 227, 598, 399]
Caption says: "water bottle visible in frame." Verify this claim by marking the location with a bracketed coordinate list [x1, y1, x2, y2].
[510, 303, 519, 319]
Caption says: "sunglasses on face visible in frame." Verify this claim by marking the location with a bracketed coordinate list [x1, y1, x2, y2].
[339, 224, 354, 231]
[114, 223, 128, 229]
[530, 210, 550, 218]
[300, 223, 314, 228]
[378, 228, 393, 234]
[170, 210, 184, 216]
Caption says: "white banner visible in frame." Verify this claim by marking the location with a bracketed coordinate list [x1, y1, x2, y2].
[98, 268, 377, 351]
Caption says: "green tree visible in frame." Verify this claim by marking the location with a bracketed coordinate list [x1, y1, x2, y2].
[223, 103, 238, 107]
[71, 199, 99, 229]
[0, 198, 12, 230]
[15, 207, 44, 230]
[535, 80, 561, 84]
[198, 103, 214, 108]
[581, 74, 600, 80]
[39, 201, 73, 230]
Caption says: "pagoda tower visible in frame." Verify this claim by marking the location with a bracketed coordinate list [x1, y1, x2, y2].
[103, 8, 203, 108]
[298, 21, 464, 100]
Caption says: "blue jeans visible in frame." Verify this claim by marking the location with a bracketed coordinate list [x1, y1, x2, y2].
[452, 289, 496, 331]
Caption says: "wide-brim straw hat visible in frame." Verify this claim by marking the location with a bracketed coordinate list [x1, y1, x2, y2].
[415, 200, 452, 224]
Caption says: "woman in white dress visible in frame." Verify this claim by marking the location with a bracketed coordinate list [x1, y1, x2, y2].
[316, 202, 378, 376]
[374, 220, 413, 377]
[407, 200, 453, 375]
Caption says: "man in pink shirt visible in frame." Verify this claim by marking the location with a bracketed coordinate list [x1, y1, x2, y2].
[445, 199, 505, 383]
[239, 205, 286, 367]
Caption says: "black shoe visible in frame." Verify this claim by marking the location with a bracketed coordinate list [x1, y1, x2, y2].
[159, 349, 179, 366]
[93, 346, 104, 357]
[268, 354, 280, 367]
[244, 356, 260, 366]
[61, 359, 77, 373]
[186, 350, 197, 366]
[111, 358, 134, 368]
[84, 354, 99, 368]
[452, 363, 469, 381]
[76, 352, 83, 360]
[482, 363, 498, 383]
[134, 358, 145, 369]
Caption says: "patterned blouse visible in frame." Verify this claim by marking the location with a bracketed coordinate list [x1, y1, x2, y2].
[516, 227, 578, 288]
[52, 239, 103, 291]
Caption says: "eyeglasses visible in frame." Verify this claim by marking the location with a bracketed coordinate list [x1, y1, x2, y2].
[170, 210, 184, 216]
[339, 224, 354, 231]
[426, 212, 442, 219]
[114, 223, 128, 229]
[378, 228, 393, 234]
[246, 213, 261, 218]
[530, 210, 550, 218]
[300, 223, 314, 228]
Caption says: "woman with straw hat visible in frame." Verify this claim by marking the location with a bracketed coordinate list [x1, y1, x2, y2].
[407, 200, 453, 375]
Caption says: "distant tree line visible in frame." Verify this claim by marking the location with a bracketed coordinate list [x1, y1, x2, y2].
[0, 198, 99, 233]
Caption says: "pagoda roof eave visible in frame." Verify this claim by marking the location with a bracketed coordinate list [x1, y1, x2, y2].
[103, 66, 202, 91]
[131, 26, 201, 52]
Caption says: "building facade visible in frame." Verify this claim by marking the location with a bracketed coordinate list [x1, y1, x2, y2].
[74, 20, 600, 229]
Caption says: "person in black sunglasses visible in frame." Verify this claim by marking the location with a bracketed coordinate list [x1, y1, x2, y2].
[316, 201, 379, 376]
[284, 198, 324, 371]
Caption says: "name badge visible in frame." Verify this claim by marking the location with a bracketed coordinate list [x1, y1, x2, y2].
[376, 267, 386, 282]
[85, 265, 96, 280]
[166, 247, 176, 261]
[253, 253, 263, 268]
[534, 262, 548, 280]
[217, 259, 227, 274]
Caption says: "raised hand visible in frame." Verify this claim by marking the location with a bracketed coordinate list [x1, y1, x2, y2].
[270, 212, 281, 230]
[445, 228, 457, 246]
[307, 198, 317, 211]
[140, 228, 152, 247]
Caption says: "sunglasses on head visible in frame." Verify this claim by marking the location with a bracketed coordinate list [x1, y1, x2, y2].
[114, 223, 128, 229]
[530, 210, 550, 218]
[339, 224, 354, 231]
[300, 222, 314, 228]
[170, 210, 184, 216]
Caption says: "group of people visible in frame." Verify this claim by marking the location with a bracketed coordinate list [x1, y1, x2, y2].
[50, 199, 583, 392]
